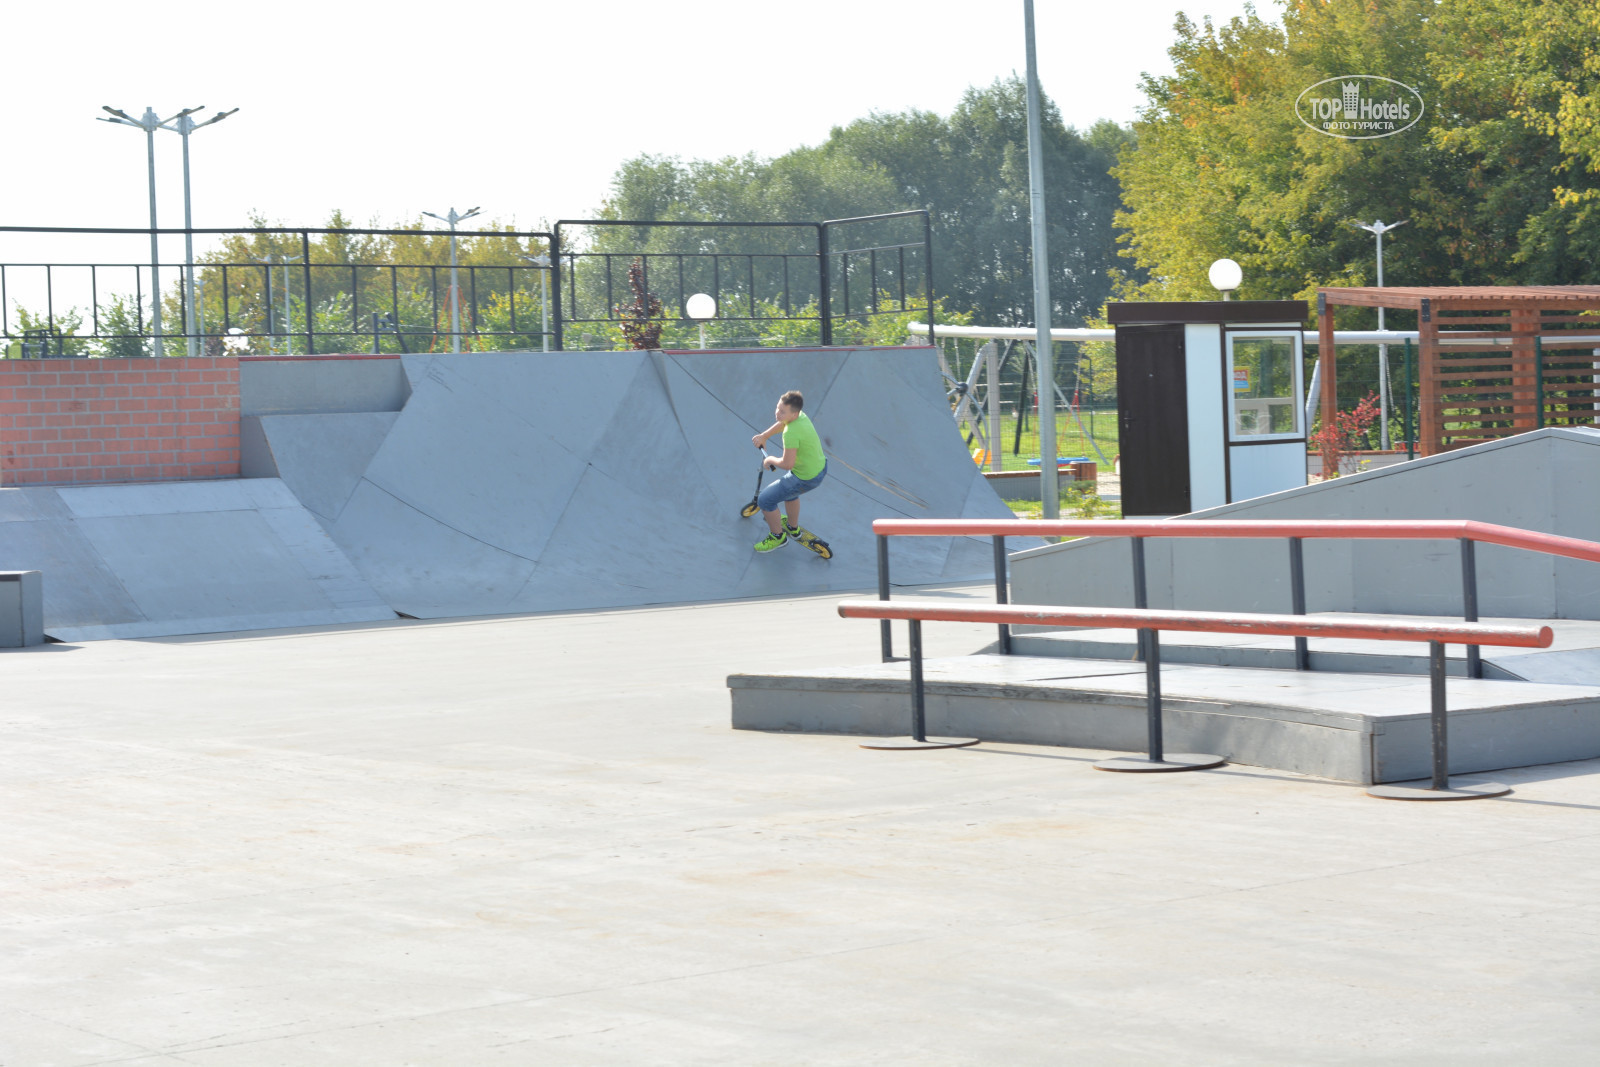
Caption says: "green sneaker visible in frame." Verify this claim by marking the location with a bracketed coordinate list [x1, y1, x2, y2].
[783, 518, 802, 536]
[754, 530, 788, 552]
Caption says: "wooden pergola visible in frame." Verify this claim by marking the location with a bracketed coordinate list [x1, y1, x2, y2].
[1316, 286, 1600, 456]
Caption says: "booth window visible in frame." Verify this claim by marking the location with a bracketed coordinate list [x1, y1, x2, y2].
[1228, 333, 1302, 440]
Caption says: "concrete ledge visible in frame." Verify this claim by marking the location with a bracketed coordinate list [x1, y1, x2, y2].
[729, 654, 1600, 785]
[0, 570, 44, 646]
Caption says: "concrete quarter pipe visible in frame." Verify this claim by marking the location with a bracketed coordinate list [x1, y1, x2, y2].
[256, 346, 1020, 620]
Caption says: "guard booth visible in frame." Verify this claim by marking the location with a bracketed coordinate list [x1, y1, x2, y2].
[1109, 300, 1309, 517]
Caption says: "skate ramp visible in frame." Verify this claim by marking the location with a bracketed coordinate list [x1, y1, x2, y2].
[1010, 427, 1600, 621]
[0, 479, 395, 641]
[256, 347, 1019, 619]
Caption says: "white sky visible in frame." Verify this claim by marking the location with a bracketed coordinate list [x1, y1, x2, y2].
[9, 1, 1259, 235]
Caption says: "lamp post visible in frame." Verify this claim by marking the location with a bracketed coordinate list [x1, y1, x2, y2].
[422, 206, 481, 353]
[518, 253, 552, 352]
[98, 106, 174, 355]
[1356, 219, 1406, 449]
[686, 293, 717, 349]
[254, 254, 300, 355]
[159, 106, 238, 357]
[1023, 0, 1058, 518]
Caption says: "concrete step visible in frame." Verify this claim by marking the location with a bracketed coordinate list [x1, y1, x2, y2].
[729, 650, 1600, 785]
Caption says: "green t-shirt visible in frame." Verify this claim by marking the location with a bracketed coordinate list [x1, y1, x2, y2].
[782, 412, 826, 480]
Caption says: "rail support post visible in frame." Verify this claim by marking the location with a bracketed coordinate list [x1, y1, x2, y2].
[877, 533, 894, 663]
[1460, 538, 1482, 679]
[1368, 640, 1511, 800]
[1094, 628, 1226, 774]
[858, 618, 978, 751]
[1289, 536, 1310, 671]
[1131, 536, 1148, 663]
[993, 534, 1012, 655]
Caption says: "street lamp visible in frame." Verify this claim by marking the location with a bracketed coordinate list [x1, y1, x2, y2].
[1355, 218, 1407, 449]
[1208, 257, 1243, 299]
[98, 105, 174, 355]
[159, 105, 238, 357]
[518, 253, 552, 352]
[685, 292, 717, 349]
[422, 205, 481, 353]
[254, 254, 301, 355]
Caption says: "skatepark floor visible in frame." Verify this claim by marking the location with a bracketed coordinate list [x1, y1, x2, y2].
[5, 583, 1600, 1065]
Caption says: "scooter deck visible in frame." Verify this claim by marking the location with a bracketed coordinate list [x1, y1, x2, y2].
[787, 526, 833, 559]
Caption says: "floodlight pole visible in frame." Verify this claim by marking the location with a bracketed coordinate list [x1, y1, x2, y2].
[1024, 0, 1058, 517]
[519, 253, 552, 352]
[423, 206, 481, 353]
[161, 106, 238, 357]
[1356, 219, 1406, 450]
[99, 106, 171, 355]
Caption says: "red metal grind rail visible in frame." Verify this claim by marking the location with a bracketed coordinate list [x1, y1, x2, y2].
[838, 599, 1552, 796]
[870, 518, 1600, 679]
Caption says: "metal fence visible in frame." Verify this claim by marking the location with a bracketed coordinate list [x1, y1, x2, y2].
[1, 211, 933, 357]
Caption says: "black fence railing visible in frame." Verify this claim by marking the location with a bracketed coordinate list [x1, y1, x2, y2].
[2, 211, 934, 357]
[549, 210, 933, 350]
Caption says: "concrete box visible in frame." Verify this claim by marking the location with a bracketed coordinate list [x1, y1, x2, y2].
[0, 570, 44, 647]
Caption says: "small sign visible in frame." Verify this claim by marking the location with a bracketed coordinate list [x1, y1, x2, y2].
[1233, 367, 1251, 393]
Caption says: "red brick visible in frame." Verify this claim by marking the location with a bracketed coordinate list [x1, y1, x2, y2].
[28, 400, 60, 414]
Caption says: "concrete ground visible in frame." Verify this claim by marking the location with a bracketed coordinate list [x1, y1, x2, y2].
[4, 584, 1600, 1065]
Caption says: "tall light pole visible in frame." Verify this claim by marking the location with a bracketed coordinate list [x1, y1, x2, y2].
[1355, 218, 1407, 449]
[422, 206, 481, 353]
[253, 253, 300, 355]
[1023, 0, 1057, 518]
[160, 105, 238, 358]
[518, 253, 552, 352]
[98, 106, 174, 355]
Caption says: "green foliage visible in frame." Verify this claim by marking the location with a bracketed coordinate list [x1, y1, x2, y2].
[589, 79, 1133, 332]
[11, 307, 92, 357]
[195, 210, 549, 352]
[1114, 0, 1600, 310]
[94, 296, 150, 359]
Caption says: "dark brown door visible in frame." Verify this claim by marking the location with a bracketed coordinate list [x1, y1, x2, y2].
[1116, 324, 1190, 516]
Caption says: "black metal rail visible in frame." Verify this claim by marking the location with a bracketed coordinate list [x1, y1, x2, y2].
[3, 213, 935, 356]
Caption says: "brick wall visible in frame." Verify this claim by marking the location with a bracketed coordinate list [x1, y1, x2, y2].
[0, 358, 240, 487]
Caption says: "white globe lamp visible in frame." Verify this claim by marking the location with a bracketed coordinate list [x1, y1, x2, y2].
[685, 293, 717, 348]
[1208, 258, 1243, 300]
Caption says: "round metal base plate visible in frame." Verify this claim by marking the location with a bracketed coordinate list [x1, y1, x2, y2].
[1367, 779, 1511, 801]
[859, 736, 980, 751]
[1093, 753, 1227, 773]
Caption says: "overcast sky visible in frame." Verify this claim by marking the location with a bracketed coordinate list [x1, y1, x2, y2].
[7, 0, 1258, 254]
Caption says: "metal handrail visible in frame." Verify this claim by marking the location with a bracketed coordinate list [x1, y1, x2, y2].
[870, 517, 1600, 676]
[838, 598, 1552, 789]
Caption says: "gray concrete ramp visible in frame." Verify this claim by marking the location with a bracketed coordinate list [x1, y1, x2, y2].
[258, 347, 1020, 619]
[1011, 426, 1600, 621]
[0, 480, 395, 640]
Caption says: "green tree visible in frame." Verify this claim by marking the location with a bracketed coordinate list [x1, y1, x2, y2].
[94, 295, 151, 358]
[11, 307, 92, 357]
[1114, 0, 1600, 304]
[587, 79, 1134, 336]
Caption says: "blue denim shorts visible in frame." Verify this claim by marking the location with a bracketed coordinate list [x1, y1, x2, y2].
[758, 463, 827, 511]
